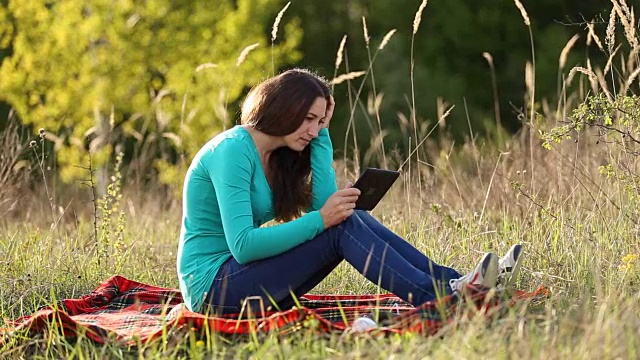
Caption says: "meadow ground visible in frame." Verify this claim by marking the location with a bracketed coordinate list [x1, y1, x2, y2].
[0, 126, 638, 359]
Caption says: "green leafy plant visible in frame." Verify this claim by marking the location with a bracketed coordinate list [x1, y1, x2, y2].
[0, 0, 301, 190]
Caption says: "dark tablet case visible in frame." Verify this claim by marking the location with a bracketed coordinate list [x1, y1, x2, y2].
[353, 168, 400, 211]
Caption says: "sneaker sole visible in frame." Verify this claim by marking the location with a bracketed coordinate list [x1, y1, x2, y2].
[503, 245, 523, 288]
[480, 252, 499, 288]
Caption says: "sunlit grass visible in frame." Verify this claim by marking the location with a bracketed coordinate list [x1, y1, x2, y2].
[1, 168, 639, 358]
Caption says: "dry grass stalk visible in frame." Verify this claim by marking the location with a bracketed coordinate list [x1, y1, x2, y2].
[412, 0, 428, 35]
[567, 66, 598, 86]
[366, 92, 384, 116]
[378, 29, 397, 50]
[271, 2, 291, 42]
[525, 61, 534, 96]
[0, 117, 28, 217]
[482, 52, 502, 129]
[595, 68, 612, 99]
[624, 67, 640, 92]
[236, 43, 260, 67]
[362, 17, 370, 46]
[195, 63, 218, 72]
[587, 22, 605, 51]
[611, 0, 639, 49]
[436, 97, 450, 129]
[335, 35, 347, 69]
[586, 58, 599, 93]
[330, 71, 366, 85]
[439, 104, 454, 123]
[513, 0, 530, 26]
[482, 52, 493, 64]
[606, 9, 617, 55]
[625, 47, 639, 76]
[604, 44, 622, 75]
[559, 34, 580, 70]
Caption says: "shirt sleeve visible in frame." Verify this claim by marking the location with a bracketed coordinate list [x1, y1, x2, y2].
[309, 128, 338, 211]
[205, 139, 326, 264]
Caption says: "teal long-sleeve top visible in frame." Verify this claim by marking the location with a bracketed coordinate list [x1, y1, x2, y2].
[177, 125, 338, 312]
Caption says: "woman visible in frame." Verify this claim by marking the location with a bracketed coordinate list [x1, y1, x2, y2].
[177, 68, 523, 315]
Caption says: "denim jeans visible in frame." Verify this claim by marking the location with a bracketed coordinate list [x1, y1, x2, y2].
[203, 210, 462, 315]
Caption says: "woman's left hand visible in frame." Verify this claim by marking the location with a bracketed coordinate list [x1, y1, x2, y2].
[322, 95, 335, 129]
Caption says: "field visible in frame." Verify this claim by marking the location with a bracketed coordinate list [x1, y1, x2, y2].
[1, 119, 639, 359]
[1, 0, 640, 358]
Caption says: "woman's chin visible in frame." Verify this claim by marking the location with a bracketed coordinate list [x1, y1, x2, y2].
[286, 143, 307, 152]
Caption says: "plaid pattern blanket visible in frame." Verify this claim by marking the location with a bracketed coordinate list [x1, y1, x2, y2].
[2, 276, 548, 345]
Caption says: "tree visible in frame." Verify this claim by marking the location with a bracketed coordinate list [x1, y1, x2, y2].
[0, 0, 301, 190]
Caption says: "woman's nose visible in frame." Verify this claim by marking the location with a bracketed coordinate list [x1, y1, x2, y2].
[308, 124, 319, 138]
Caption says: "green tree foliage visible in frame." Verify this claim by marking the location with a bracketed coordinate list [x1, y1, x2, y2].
[0, 0, 301, 186]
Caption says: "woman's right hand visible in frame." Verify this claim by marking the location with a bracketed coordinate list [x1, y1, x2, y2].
[319, 184, 360, 229]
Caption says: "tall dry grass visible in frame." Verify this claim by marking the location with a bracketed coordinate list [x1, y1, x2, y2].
[1, 0, 639, 358]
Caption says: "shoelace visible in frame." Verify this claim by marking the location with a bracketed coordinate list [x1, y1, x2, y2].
[449, 271, 479, 291]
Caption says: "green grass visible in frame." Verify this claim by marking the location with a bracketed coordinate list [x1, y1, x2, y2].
[1, 154, 639, 358]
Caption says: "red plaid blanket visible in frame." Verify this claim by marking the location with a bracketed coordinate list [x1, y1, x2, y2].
[1, 276, 548, 345]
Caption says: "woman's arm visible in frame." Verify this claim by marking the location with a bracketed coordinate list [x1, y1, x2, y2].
[206, 139, 325, 264]
[309, 127, 338, 211]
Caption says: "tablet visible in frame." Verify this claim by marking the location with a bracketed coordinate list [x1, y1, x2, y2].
[353, 168, 400, 211]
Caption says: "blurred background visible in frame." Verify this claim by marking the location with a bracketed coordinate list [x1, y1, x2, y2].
[0, 0, 625, 205]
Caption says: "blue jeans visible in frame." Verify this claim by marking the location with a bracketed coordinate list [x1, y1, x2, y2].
[203, 210, 462, 315]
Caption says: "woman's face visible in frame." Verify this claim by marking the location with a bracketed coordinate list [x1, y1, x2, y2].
[282, 96, 327, 152]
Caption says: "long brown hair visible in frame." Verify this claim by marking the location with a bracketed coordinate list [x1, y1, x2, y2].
[240, 69, 331, 222]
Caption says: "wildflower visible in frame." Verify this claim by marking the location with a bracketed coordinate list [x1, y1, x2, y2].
[29, 140, 37, 148]
[38, 128, 46, 139]
[619, 253, 638, 272]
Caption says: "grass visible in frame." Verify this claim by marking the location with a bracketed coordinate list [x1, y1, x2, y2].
[1, 133, 639, 358]
[1, 0, 640, 357]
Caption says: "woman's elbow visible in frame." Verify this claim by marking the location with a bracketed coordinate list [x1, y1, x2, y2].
[231, 250, 253, 265]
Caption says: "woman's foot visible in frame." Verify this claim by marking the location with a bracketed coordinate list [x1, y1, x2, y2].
[497, 244, 523, 288]
[449, 252, 499, 292]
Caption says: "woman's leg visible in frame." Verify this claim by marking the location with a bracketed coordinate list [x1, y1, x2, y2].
[353, 210, 462, 281]
[331, 212, 454, 306]
[204, 211, 458, 314]
[204, 237, 343, 315]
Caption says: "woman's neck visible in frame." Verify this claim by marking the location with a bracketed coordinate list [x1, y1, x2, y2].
[243, 125, 283, 161]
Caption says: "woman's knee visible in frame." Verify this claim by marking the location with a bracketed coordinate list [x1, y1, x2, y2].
[336, 210, 369, 233]
[352, 210, 380, 226]
[353, 209, 369, 218]
[342, 211, 365, 227]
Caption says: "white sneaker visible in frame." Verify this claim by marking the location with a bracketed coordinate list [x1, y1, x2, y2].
[449, 252, 499, 292]
[497, 244, 523, 288]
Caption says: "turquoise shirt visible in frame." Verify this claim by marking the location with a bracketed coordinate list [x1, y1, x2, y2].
[177, 125, 337, 312]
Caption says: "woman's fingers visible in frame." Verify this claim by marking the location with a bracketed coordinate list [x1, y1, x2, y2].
[344, 199, 357, 207]
[338, 188, 360, 197]
[334, 196, 358, 207]
[339, 202, 356, 211]
[324, 95, 335, 128]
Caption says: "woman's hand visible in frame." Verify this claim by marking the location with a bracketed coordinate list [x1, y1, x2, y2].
[322, 95, 335, 129]
[319, 182, 359, 229]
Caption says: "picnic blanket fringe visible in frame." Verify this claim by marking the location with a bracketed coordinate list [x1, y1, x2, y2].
[1, 275, 549, 345]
